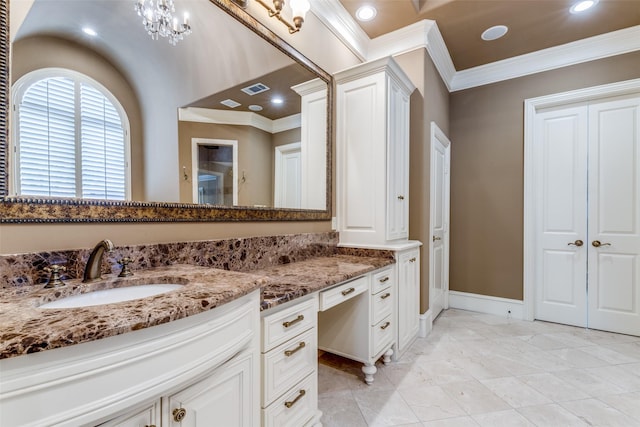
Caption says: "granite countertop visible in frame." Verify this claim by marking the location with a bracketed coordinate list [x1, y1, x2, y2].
[0, 254, 394, 360]
[258, 254, 395, 310]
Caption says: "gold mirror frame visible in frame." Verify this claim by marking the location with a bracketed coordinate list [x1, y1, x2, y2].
[0, 0, 332, 223]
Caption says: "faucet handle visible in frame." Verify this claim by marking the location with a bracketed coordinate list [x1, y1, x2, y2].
[44, 265, 67, 288]
[118, 257, 134, 277]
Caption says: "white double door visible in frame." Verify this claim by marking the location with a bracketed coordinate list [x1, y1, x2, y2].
[534, 94, 640, 336]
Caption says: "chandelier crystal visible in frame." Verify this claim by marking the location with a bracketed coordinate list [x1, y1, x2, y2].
[134, 0, 192, 45]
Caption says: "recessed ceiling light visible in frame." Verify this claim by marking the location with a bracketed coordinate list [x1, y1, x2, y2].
[355, 5, 377, 22]
[82, 27, 97, 37]
[248, 105, 263, 111]
[570, 0, 598, 14]
[271, 97, 284, 105]
[481, 25, 508, 41]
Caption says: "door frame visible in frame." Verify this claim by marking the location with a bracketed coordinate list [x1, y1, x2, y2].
[191, 138, 238, 206]
[429, 122, 451, 317]
[523, 78, 640, 321]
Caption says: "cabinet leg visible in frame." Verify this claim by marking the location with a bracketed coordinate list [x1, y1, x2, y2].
[382, 348, 393, 365]
[362, 363, 377, 385]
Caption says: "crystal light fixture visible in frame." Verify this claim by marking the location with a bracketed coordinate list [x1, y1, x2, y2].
[134, 0, 192, 45]
[253, 0, 311, 34]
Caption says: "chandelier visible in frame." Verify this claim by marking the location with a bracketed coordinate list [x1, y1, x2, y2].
[135, 0, 192, 45]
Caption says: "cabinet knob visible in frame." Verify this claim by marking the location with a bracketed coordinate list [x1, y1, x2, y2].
[409, 257, 416, 263]
[145, 425, 157, 427]
[380, 321, 391, 330]
[381, 293, 391, 300]
[432, 236, 442, 242]
[397, 195, 405, 200]
[172, 407, 187, 422]
[379, 276, 389, 283]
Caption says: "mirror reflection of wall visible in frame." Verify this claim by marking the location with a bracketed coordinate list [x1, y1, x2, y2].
[9, 0, 329, 211]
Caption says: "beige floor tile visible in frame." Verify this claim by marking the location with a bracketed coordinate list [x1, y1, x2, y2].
[472, 409, 535, 426]
[480, 377, 552, 408]
[518, 372, 590, 402]
[440, 380, 511, 415]
[352, 389, 420, 427]
[397, 385, 466, 421]
[553, 368, 627, 397]
[517, 403, 589, 426]
[585, 365, 640, 392]
[560, 398, 638, 426]
[599, 392, 640, 422]
[547, 347, 610, 368]
[319, 389, 368, 427]
[422, 416, 480, 427]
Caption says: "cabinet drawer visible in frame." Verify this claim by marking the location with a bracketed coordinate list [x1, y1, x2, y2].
[372, 316, 393, 356]
[262, 373, 317, 427]
[262, 298, 317, 352]
[319, 276, 368, 311]
[371, 267, 393, 295]
[262, 328, 317, 407]
[371, 288, 393, 325]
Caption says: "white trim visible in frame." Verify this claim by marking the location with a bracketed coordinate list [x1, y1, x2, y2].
[178, 107, 301, 134]
[191, 138, 238, 206]
[522, 78, 640, 321]
[312, 0, 640, 91]
[448, 291, 524, 320]
[419, 310, 432, 338]
[451, 25, 640, 91]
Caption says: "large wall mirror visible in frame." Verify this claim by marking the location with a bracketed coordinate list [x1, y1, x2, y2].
[0, 0, 332, 222]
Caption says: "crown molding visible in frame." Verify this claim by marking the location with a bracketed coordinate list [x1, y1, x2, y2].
[451, 25, 640, 91]
[312, 1, 640, 92]
[310, 0, 369, 61]
[178, 107, 300, 133]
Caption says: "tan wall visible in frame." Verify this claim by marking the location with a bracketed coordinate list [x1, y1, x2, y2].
[449, 51, 640, 300]
[178, 121, 274, 206]
[395, 49, 450, 313]
[11, 36, 145, 200]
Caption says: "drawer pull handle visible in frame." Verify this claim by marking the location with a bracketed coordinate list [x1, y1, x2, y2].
[381, 293, 391, 300]
[284, 341, 306, 357]
[283, 314, 304, 328]
[172, 407, 187, 422]
[341, 287, 356, 296]
[409, 257, 416, 262]
[284, 389, 306, 408]
[381, 321, 391, 330]
[379, 277, 389, 283]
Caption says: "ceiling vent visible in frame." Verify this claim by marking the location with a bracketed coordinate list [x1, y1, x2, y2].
[220, 99, 241, 108]
[241, 83, 270, 95]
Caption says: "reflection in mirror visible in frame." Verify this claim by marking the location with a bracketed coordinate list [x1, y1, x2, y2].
[8, 0, 329, 212]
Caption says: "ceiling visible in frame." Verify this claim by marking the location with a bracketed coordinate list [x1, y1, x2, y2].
[336, 0, 640, 70]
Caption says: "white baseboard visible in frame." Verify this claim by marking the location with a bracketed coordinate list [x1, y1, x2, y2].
[419, 310, 432, 338]
[448, 291, 524, 320]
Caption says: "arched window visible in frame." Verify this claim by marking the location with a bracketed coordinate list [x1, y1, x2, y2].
[12, 68, 130, 200]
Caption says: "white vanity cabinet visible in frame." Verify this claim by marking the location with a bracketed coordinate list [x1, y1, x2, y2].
[396, 247, 421, 358]
[318, 267, 395, 384]
[260, 296, 321, 427]
[0, 291, 260, 427]
[336, 56, 414, 247]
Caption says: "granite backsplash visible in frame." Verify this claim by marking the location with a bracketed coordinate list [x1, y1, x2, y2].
[0, 232, 395, 289]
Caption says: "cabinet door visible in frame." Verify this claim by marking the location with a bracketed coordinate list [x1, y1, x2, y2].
[386, 78, 410, 241]
[163, 351, 256, 427]
[397, 249, 420, 355]
[97, 402, 159, 427]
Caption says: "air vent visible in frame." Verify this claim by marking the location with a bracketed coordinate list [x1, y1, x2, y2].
[220, 99, 241, 108]
[241, 83, 270, 95]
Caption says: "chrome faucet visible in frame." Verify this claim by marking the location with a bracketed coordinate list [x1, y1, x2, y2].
[83, 239, 115, 283]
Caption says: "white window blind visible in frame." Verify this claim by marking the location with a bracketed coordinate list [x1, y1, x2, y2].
[16, 73, 128, 200]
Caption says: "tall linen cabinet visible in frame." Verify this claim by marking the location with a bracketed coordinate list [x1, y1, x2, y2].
[335, 57, 422, 360]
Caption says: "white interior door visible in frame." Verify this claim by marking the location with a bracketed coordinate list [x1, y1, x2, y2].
[429, 123, 450, 319]
[533, 94, 640, 336]
[274, 143, 302, 209]
[534, 106, 589, 327]
[587, 96, 640, 336]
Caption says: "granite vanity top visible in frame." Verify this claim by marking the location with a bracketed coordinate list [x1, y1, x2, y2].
[258, 254, 395, 310]
[0, 254, 394, 360]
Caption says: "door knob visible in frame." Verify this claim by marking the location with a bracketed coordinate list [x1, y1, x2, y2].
[568, 240, 583, 247]
[592, 240, 611, 248]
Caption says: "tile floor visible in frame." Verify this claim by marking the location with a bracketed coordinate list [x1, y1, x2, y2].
[317, 309, 640, 426]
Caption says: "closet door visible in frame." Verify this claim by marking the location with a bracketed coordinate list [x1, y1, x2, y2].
[534, 106, 589, 327]
[587, 95, 640, 336]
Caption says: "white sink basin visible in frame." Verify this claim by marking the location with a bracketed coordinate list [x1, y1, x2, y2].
[40, 284, 184, 309]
